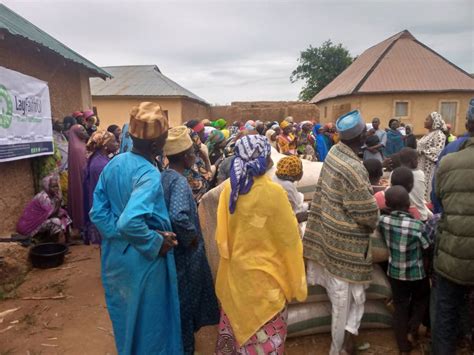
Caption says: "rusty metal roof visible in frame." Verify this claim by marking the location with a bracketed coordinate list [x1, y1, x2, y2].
[0, 4, 110, 79]
[311, 30, 474, 104]
[90, 65, 208, 105]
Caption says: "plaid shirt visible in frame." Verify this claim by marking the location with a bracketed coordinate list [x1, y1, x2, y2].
[378, 211, 431, 281]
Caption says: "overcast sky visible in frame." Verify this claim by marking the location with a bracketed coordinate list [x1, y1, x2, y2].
[3, 0, 474, 104]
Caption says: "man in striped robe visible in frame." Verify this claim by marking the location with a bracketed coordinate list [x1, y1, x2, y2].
[303, 110, 379, 355]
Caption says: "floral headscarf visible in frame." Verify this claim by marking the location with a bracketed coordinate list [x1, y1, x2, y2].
[430, 112, 447, 131]
[86, 130, 115, 153]
[206, 130, 226, 152]
[229, 135, 271, 213]
[244, 120, 256, 131]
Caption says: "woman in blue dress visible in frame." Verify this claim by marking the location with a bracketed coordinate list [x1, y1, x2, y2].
[384, 118, 405, 157]
[161, 126, 220, 355]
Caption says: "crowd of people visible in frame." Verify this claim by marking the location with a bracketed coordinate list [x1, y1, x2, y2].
[14, 100, 474, 354]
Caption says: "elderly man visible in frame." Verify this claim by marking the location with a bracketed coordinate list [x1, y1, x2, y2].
[90, 102, 182, 354]
[304, 110, 379, 355]
[432, 103, 474, 355]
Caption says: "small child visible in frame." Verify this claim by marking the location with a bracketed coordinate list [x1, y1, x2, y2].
[363, 134, 384, 162]
[378, 186, 431, 354]
[375, 167, 422, 219]
[399, 147, 432, 221]
[363, 158, 386, 193]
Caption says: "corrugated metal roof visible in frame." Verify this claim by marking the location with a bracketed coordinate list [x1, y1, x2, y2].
[90, 65, 209, 104]
[0, 4, 110, 79]
[311, 30, 474, 104]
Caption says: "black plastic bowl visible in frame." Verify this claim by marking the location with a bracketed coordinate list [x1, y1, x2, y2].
[30, 243, 68, 269]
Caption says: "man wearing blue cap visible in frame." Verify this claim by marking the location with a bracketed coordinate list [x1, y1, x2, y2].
[304, 110, 379, 355]
[432, 99, 474, 355]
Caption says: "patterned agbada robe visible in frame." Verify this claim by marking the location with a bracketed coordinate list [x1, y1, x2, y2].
[303, 142, 379, 283]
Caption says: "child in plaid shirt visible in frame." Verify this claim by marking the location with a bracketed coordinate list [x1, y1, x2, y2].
[378, 186, 432, 354]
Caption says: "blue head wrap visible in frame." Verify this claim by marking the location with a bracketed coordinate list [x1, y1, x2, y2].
[312, 124, 329, 162]
[229, 135, 271, 213]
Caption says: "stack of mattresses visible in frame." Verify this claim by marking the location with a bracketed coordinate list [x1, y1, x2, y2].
[287, 264, 393, 337]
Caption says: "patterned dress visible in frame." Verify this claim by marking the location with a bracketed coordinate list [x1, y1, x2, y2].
[161, 169, 220, 355]
[216, 308, 288, 355]
[417, 129, 445, 201]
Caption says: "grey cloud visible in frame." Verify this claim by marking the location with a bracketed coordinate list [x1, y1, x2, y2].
[3, 0, 473, 104]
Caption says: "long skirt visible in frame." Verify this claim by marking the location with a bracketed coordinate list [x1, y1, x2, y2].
[215, 307, 288, 355]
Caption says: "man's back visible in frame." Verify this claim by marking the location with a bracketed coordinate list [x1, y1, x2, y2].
[304, 143, 379, 283]
[435, 138, 474, 285]
[90, 151, 182, 354]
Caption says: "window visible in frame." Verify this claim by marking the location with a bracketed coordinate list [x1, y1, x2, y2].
[324, 106, 327, 118]
[394, 101, 409, 117]
[440, 101, 458, 129]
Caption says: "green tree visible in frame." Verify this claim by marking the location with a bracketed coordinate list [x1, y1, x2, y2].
[291, 40, 354, 101]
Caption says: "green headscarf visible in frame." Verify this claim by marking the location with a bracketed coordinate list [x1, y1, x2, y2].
[211, 118, 227, 130]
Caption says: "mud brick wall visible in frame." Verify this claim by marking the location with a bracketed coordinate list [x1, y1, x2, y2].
[210, 101, 320, 123]
[0, 33, 94, 235]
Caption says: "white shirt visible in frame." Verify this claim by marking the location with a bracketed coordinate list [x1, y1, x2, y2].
[272, 176, 306, 214]
[410, 169, 433, 221]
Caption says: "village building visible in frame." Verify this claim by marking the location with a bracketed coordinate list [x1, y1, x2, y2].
[311, 30, 474, 135]
[0, 4, 110, 235]
[90, 65, 210, 128]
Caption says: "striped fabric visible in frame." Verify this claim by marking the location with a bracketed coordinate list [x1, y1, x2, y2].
[303, 143, 379, 283]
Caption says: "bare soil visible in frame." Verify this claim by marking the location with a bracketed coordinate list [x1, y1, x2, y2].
[0, 245, 423, 355]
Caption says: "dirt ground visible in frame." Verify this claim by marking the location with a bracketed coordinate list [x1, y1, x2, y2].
[0, 245, 420, 355]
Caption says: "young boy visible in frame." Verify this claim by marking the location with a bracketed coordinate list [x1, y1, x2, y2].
[399, 147, 432, 221]
[363, 158, 386, 193]
[375, 167, 422, 219]
[378, 186, 432, 354]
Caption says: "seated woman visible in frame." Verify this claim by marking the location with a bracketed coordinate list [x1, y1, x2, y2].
[161, 126, 220, 355]
[215, 135, 307, 354]
[17, 175, 71, 243]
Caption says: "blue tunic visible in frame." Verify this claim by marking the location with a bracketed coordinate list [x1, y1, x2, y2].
[161, 169, 220, 355]
[90, 152, 183, 355]
[384, 129, 405, 157]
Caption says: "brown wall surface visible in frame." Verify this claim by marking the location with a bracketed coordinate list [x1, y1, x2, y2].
[92, 97, 186, 129]
[317, 92, 474, 135]
[0, 34, 93, 119]
[0, 160, 35, 236]
[210, 101, 320, 123]
[0, 33, 95, 235]
[181, 99, 211, 123]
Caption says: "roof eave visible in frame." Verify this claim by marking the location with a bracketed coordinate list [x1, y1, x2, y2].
[91, 94, 209, 106]
[1, 29, 111, 79]
[313, 88, 474, 105]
